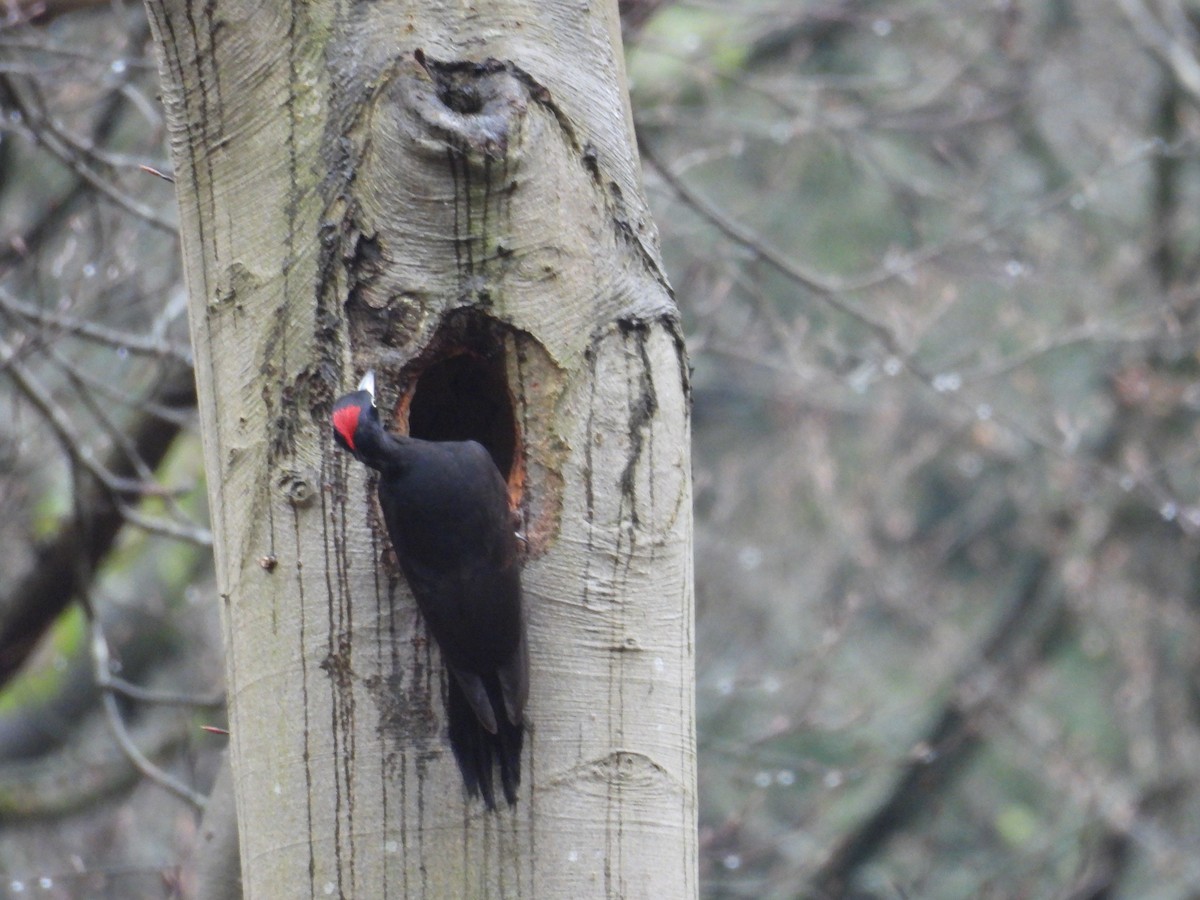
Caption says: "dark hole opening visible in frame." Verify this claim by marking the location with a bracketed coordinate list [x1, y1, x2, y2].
[439, 81, 483, 115]
[406, 351, 516, 480]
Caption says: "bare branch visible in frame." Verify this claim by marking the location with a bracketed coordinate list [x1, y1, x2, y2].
[807, 557, 1061, 896]
[102, 674, 223, 709]
[1119, 0, 1200, 101]
[0, 335, 169, 496]
[0, 74, 176, 233]
[0, 353, 195, 688]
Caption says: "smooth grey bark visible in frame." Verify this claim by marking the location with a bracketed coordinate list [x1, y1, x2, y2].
[148, 1, 696, 896]
[178, 751, 241, 900]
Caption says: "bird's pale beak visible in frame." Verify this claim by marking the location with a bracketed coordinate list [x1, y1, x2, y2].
[358, 370, 376, 400]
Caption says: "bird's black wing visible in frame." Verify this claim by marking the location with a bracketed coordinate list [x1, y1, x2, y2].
[375, 439, 527, 807]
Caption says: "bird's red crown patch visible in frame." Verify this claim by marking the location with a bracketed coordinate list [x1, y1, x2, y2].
[332, 404, 361, 450]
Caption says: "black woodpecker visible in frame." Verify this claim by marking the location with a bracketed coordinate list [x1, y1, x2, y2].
[331, 371, 527, 809]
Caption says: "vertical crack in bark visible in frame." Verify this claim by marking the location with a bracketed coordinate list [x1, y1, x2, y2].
[297, 483, 318, 893]
[581, 344, 600, 609]
[320, 445, 359, 899]
[618, 320, 660, 534]
[338, 450, 358, 897]
[368, 508, 393, 896]
[179, 3, 217, 279]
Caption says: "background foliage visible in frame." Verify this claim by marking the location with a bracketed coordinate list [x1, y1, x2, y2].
[1, 1, 1199, 897]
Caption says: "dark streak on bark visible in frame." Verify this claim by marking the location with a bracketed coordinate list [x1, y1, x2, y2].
[337, 440, 358, 897]
[416, 681, 434, 898]
[669, 305, 695, 893]
[319, 427, 359, 900]
[583, 334, 618, 897]
[308, 56, 374, 896]
[581, 343, 599, 609]
[661, 312, 693, 409]
[617, 319, 659, 532]
[512, 337, 531, 541]
[298, 479, 319, 893]
[319, 459, 341, 897]
[309, 22, 395, 897]
[524, 723, 537, 898]
[461, 141, 475, 279]
[369, 509, 391, 897]
[396, 616, 409, 895]
[518, 80, 672, 296]
[578, 315, 684, 899]
[453, 137, 482, 286]
[449, 144, 464, 276]
[482, 154, 493, 282]
[179, 3, 214, 290]
[201, 0, 225, 240]
[268, 0, 300, 474]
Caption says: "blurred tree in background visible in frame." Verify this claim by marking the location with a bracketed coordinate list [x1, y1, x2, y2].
[2, 1, 1200, 897]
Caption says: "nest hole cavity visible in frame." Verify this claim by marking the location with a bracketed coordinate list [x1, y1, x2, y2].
[407, 350, 516, 481]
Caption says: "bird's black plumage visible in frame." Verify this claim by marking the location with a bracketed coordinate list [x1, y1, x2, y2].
[332, 371, 527, 809]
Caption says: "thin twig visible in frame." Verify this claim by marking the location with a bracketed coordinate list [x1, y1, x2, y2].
[51, 347, 194, 427]
[90, 619, 207, 809]
[117, 503, 213, 547]
[0, 287, 192, 364]
[103, 674, 224, 709]
[0, 335, 166, 496]
[5, 77, 176, 233]
[1118, 0, 1200, 101]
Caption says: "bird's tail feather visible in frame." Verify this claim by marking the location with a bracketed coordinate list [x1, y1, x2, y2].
[447, 674, 523, 809]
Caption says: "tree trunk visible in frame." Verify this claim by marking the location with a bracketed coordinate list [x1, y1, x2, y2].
[146, 2, 696, 896]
